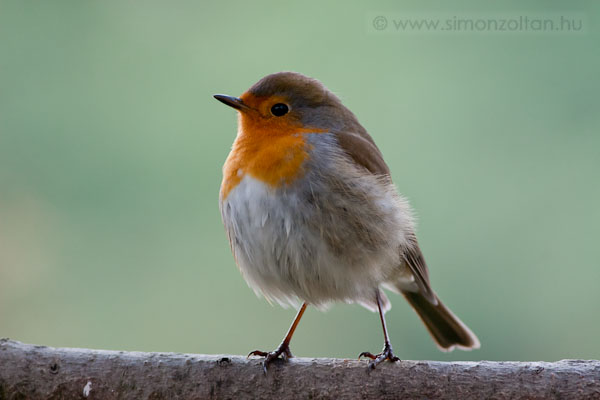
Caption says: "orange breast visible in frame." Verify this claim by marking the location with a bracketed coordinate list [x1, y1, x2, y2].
[220, 114, 325, 200]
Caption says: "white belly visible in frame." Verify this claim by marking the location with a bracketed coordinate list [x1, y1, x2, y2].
[220, 174, 413, 311]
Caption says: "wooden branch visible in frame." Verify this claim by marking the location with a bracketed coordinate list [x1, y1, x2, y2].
[1, 339, 599, 399]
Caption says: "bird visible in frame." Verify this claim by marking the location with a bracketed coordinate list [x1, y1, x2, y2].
[214, 72, 480, 371]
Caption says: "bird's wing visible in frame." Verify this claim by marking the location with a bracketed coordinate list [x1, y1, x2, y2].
[402, 235, 437, 304]
[334, 130, 437, 305]
[334, 130, 390, 176]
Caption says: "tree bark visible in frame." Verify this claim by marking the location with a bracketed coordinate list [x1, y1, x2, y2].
[1, 339, 599, 399]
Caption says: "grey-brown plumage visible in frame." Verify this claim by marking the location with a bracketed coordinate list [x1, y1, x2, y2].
[216, 72, 479, 369]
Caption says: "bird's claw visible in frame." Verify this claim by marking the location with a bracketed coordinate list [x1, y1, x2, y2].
[248, 343, 293, 373]
[358, 343, 400, 369]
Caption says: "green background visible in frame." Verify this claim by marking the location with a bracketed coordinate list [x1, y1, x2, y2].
[1, 1, 599, 362]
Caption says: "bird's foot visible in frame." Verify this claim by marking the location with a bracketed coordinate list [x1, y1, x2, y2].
[358, 342, 400, 369]
[248, 342, 293, 373]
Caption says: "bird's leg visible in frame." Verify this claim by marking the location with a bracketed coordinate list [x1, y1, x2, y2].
[248, 302, 307, 373]
[358, 290, 400, 369]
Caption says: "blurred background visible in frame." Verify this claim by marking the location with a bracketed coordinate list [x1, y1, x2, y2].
[1, 1, 599, 362]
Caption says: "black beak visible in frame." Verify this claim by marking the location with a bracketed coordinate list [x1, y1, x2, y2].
[213, 94, 249, 111]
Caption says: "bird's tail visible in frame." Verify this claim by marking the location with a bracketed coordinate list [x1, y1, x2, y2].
[402, 291, 480, 351]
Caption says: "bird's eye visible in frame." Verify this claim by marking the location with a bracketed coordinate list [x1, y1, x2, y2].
[270, 103, 289, 117]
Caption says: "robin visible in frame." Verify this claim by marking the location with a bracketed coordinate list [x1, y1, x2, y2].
[214, 72, 480, 371]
